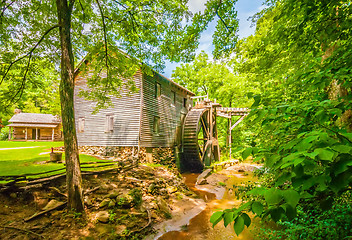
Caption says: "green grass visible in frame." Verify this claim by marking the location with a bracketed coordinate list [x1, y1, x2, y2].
[0, 141, 110, 180]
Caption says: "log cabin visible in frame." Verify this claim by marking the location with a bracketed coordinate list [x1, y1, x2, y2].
[74, 60, 195, 160]
[7, 112, 63, 141]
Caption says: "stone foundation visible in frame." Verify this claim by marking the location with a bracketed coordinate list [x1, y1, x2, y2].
[78, 146, 176, 167]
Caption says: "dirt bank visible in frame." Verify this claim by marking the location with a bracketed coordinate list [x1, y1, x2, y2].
[0, 163, 201, 240]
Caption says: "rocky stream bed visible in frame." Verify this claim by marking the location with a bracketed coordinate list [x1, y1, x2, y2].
[0, 160, 262, 240]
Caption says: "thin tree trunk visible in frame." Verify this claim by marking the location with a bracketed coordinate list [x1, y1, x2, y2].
[56, 0, 84, 212]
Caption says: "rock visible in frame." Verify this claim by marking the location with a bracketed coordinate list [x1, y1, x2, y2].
[196, 169, 212, 185]
[159, 188, 168, 196]
[166, 186, 177, 194]
[105, 191, 120, 199]
[108, 200, 116, 208]
[156, 196, 170, 216]
[96, 211, 110, 223]
[197, 178, 208, 185]
[148, 183, 156, 193]
[238, 169, 245, 172]
[84, 197, 92, 207]
[99, 199, 110, 208]
[115, 225, 127, 235]
[9, 193, 17, 198]
[116, 194, 134, 208]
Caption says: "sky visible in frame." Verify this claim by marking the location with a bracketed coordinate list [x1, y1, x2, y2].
[163, 0, 264, 78]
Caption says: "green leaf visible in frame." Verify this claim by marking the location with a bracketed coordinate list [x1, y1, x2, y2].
[210, 211, 223, 227]
[241, 213, 251, 227]
[282, 190, 300, 207]
[283, 204, 297, 220]
[280, 162, 294, 169]
[331, 145, 352, 154]
[264, 189, 282, 205]
[233, 216, 245, 236]
[247, 188, 265, 196]
[341, 133, 352, 142]
[251, 95, 261, 108]
[314, 148, 335, 161]
[282, 152, 302, 162]
[293, 157, 305, 167]
[251, 201, 263, 215]
[242, 148, 252, 160]
[270, 207, 284, 222]
[303, 151, 318, 159]
[223, 212, 234, 227]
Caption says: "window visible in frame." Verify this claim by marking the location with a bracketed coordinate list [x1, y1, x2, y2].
[78, 117, 85, 133]
[153, 116, 160, 134]
[171, 91, 176, 105]
[105, 115, 114, 132]
[183, 98, 187, 108]
[155, 83, 161, 99]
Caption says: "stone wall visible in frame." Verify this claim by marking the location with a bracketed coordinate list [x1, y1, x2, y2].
[78, 146, 176, 167]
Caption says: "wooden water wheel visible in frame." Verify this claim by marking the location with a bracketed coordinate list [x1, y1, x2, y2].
[181, 106, 220, 172]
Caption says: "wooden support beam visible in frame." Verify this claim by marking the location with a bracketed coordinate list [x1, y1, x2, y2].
[25, 127, 28, 140]
[230, 115, 246, 131]
[229, 118, 232, 159]
[8, 127, 11, 140]
[36, 128, 38, 140]
[52, 128, 54, 141]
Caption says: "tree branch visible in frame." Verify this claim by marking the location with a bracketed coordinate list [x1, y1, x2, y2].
[95, 0, 109, 80]
[0, 0, 15, 24]
[215, 5, 234, 33]
[0, 24, 59, 86]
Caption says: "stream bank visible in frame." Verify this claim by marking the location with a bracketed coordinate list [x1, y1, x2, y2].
[151, 162, 263, 240]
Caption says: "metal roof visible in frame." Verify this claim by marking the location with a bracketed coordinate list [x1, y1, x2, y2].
[8, 113, 61, 124]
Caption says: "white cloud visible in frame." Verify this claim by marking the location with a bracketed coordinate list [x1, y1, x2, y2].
[187, 0, 207, 13]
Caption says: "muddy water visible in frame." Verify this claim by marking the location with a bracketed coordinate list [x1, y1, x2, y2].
[159, 172, 256, 240]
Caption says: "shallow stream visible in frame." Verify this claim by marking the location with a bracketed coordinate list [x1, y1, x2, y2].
[158, 171, 257, 240]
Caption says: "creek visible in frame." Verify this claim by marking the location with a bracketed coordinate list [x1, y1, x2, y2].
[158, 169, 258, 240]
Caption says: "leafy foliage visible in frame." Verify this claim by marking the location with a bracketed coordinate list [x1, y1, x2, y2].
[210, 0, 352, 237]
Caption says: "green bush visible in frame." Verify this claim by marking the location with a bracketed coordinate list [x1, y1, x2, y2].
[0, 126, 9, 141]
[254, 193, 352, 240]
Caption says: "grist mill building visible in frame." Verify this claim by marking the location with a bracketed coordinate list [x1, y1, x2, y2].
[73, 60, 195, 161]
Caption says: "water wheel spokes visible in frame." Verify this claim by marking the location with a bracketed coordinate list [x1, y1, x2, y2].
[182, 107, 220, 172]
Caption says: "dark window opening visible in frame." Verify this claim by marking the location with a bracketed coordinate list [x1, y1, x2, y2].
[183, 98, 187, 108]
[153, 116, 160, 134]
[155, 83, 161, 99]
[171, 91, 176, 105]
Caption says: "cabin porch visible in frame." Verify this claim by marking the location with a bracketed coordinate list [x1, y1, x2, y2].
[7, 125, 62, 141]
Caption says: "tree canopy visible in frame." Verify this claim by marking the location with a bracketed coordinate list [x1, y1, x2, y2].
[206, 0, 352, 236]
[0, 0, 240, 211]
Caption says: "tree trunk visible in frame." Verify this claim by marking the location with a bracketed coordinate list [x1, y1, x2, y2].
[56, 0, 84, 212]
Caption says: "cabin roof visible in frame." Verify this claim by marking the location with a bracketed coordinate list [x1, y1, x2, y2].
[8, 113, 61, 124]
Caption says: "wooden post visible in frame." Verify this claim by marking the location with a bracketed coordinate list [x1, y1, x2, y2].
[52, 128, 55, 141]
[36, 128, 38, 140]
[8, 127, 11, 140]
[229, 117, 232, 160]
[25, 127, 28, 140]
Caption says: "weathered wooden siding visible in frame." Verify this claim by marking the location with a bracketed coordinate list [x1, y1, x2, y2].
[140, 73, 193, 148]
[74, 69, 142, 146]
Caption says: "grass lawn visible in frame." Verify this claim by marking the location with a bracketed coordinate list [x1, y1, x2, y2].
[0, 141, 108, 181]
